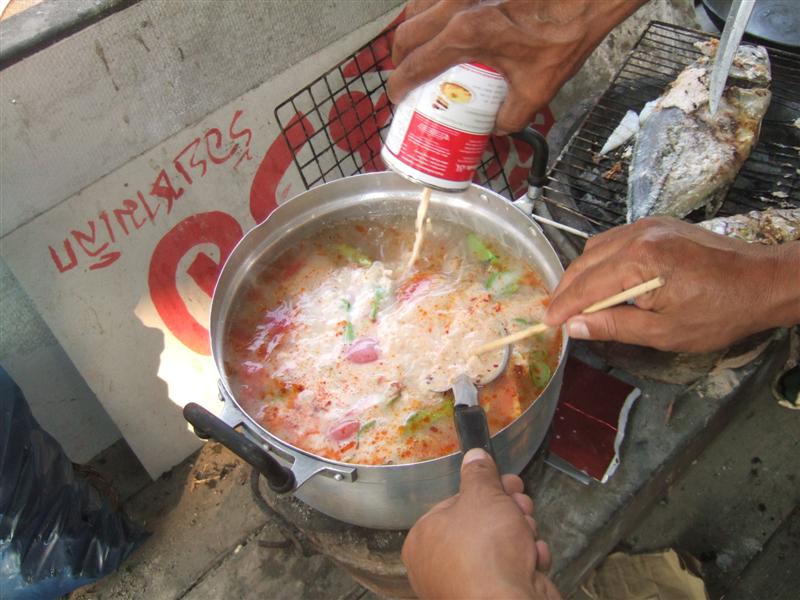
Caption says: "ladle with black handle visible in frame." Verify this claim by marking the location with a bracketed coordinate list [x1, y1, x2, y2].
[428, 341, 511, 460]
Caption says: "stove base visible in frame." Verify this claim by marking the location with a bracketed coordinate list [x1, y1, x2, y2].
[251, 444, 550, 598]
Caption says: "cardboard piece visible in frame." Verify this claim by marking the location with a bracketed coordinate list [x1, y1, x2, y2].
[581, 550, 708, 600]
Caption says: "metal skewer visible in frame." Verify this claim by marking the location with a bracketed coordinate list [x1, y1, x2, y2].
[529, 213, 591, 239]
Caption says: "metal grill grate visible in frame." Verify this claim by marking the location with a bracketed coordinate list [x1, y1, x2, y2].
[273, 22, 521, 199]
[542, 21, 800, 236]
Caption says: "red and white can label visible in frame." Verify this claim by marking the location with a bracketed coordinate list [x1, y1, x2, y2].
[382, 63, 508, 191]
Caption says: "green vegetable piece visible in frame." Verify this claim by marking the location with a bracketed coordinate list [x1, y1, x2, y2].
[529, 350, 551, 389]
[370, 288, 385, 321]
[404, 398, 454, 434]
[486, 270, 521, 297]
[467, 233, 499, 264]
[334, 244, 371, 266]
[344, 322, 356, 342]
[264, 395, 287, 403]
[341, 298, 351, 311]
[514, 317, 534, 326]
[359, 420, 377, 434]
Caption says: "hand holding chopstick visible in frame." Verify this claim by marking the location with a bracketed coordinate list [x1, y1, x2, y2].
[474, 276, 665, 355]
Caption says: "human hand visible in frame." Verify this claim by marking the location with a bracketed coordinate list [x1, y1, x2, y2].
[401, 448, 561, 600]
[543, 217, 800, 353]
[388, 0, 646, 134]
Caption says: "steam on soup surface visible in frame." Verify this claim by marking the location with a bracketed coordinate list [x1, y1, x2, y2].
[224, 216, 561, 465]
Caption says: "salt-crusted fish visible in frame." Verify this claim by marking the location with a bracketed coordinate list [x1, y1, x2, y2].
[627, 40, 772, 222]
[698, 207, 800, 245]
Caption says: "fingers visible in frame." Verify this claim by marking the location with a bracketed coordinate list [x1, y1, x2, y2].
[388, 39, 475, 103]
[494, 86, 541, 135]
[391, 1, 470, 68]
[501, 473, 524, 495]
[501, 474, 534, 517]
[564, 304, 666, 348]
[535, 540, 553, 573]
[545, 232, 643, 323]
[524, 515, 538, 537]
[459, 448, 503, 495]
[545, 252, 662, 327]
[404, 0, 442, 20]
[545, 216, 698, 327]
[512, 492, 534, 515]
[389, 3, 507, 103]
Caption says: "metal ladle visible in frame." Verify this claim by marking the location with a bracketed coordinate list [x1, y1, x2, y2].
[428, 342, 511, 459]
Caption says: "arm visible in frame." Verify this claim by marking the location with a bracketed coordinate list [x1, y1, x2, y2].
[402, 448, 561, 600]
[388, 0, 649, 133]
[543, 217, 800, 353]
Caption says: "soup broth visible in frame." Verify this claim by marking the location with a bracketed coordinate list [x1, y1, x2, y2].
[224, 216, 561, 465]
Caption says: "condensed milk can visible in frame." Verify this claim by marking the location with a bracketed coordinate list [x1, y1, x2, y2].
[382, 63, 508, 191]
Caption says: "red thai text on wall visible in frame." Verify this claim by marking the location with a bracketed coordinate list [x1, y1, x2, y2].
[47, 109, 253, 273]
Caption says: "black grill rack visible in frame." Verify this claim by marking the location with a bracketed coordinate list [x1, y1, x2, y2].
[542, 21, 800, 236]
[273, 22, 521, 199]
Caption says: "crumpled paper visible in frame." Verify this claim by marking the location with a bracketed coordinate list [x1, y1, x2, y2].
[580, 550, 708, 600]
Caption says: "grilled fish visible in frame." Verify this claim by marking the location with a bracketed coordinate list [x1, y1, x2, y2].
[627, 40, 772, 223]
[699, 208, 800, 245]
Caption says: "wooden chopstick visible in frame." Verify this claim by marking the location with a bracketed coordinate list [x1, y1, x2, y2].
[474, 276, 665, 355]
[581, 276, 664, 313]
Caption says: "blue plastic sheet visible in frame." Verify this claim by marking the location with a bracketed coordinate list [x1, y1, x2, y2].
[0, 367, 147, 599]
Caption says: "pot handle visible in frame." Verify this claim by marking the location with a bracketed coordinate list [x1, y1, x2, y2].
[183, 402, 295, 493]
[511, 126, 549, 190]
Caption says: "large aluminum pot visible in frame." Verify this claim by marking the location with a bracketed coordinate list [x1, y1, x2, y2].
[186, 171, 567, 530]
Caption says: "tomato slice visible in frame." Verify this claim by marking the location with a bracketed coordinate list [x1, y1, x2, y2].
[396, 273, 432, 302]
[345, 337, 380, 363]
[329, 419, 360, 442]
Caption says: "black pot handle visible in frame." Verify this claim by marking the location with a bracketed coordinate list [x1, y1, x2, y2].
[183, 402, 295, 494]
[510, 126, 549, 189]
[454, 404, 495, 460]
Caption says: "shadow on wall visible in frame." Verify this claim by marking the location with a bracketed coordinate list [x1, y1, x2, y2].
[0, 257, 122, 462]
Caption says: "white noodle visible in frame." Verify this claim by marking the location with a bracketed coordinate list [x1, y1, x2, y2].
[402, 187, 432, 276]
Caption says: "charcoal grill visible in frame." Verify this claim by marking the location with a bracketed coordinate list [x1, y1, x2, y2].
[539, 21, 799, 256]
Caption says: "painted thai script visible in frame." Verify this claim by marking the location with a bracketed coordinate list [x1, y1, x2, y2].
[47, 109, 253, 273]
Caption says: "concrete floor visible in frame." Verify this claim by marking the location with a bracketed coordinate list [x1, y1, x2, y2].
[567, 370, 800, 600]
[621, 376, 800, 599]
[70, 354, 799, 600]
